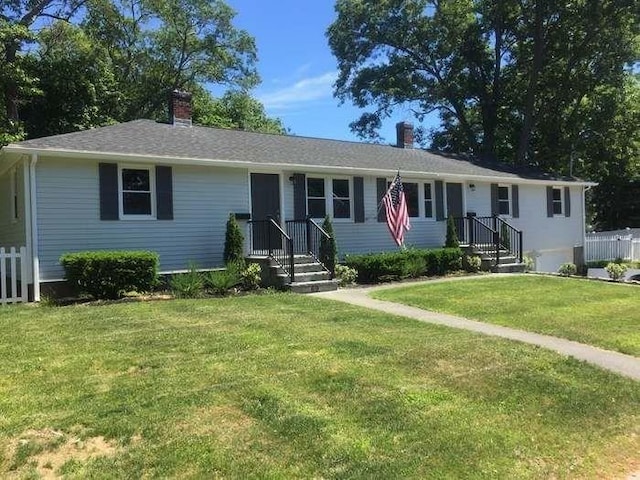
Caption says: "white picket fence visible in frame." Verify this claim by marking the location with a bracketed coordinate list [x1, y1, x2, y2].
[585, 234, 640, 262]
[1, 246, 28, 304]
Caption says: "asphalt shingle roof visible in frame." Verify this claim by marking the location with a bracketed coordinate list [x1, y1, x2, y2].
[7, 119, 577, 182]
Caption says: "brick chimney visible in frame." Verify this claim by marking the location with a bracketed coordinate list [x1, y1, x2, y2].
[169, 90, 192, 127]
[396, 121, 414, 149]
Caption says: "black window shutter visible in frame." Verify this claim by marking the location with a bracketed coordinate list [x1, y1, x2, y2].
[353, 176, 365, 223]
[490, 183, 499, 216]
[156, 166, 173, 220]
[99, 163, 118, 220]
[546, 186, 554, 217]
[564, 186, 571, 217]
[376, 177, 386, 222]
[435, 180, 445, 221]
[293, 173, 306, 220]
[512, 185, 519, 218]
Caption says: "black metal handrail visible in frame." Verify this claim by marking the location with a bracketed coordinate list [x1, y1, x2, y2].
[249, 218, 295, 282]
[455, 215, 523, 265]
[465, 216, 500, 264]
[495, 217, 523, 263]
[285, 217, 333, 276]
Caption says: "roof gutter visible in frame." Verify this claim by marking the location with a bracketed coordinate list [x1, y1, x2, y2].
[2, 145, 598, 188]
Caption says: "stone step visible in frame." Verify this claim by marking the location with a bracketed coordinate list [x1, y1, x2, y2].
[289, 279, 339, 294]
[492, 263, 527, 273]
[293, 254, 315, 264]
[293, 262, 326, 273]
[279, 271, 331, 283]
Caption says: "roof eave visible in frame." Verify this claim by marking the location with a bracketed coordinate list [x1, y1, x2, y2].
[1, 145, 597, 187]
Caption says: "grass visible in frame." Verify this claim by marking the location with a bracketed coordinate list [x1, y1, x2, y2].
[372, 275, 640, 356]
[0, 293, 638, 478]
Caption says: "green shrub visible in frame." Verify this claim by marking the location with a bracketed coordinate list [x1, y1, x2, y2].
[605, 262, 628, 281]
[464, 255, 482, 273]
[345, 248, 463, 284]
[586, 259, 638, 269]
[224, 213, 245, 265]
[60, 250, 158, 300]
[558, 263, 577, 276]
[170, 264, 205, 298]
[405, 254, 427, 278]
[523, 255, 535, 272]
[319, 215, 337, 274]
[445, 216, 459, 248]
[241, 262, 262, 290]
[334, 264, 357, 287]
[206, 263, 242, 295]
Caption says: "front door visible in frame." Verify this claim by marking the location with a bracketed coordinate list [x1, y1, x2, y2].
[250, 173, 281, 251]
[446, 182, 464, 242]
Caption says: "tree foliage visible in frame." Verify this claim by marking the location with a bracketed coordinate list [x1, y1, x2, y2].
[328, 0, 640, 227]
[0, 0, 285, 145]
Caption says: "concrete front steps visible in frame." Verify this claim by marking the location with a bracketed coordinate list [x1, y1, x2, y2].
[463, 246, 527, 274]
[284, 255, 339, 293]
[248, 254, 338, 293]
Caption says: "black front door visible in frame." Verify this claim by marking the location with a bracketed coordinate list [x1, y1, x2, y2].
[446, 182, 465, 242]
[250, 173, 281, 251]
[446, 182, 463, 218]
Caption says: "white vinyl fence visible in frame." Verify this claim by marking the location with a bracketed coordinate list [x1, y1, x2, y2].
[1, 246, 28, 304]
[585, 234, 640, 262]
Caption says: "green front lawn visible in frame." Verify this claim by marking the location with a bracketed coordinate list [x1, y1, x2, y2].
[373, 275, 640, 356]
[1, 294, 639, 478]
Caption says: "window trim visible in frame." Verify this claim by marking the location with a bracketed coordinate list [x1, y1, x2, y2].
[497, 184, 511, 217]
[10, 167, 18, 223]
[423, 181, 435, 219]
[118, 164, 156, 220]
[306, 176, 353, 221]
[551, 186, 563, 216]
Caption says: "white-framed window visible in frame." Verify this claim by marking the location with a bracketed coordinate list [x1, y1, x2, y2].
[10, 167, 18, 222]
[498, 185, 511, 216]
[552, 187, 563, 215]
[119, 165, 156, 219]
[387, 179, 435, 220]
[332, 178, 351, 219]
[307, 176, 352, 220]
[424, 182, 434, 218]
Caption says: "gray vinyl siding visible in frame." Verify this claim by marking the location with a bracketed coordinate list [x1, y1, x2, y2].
[0, 162, 26, 249]
[282, 173, 445, 256]
[36, 157, 249, 280]
[462, 181, 584, 271]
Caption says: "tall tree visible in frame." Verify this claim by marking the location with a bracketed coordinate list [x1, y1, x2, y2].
[193, 88, 286, 134]
[83, 0, 259, 121]
[327, 0, 639, 166]
[1, 0, 86, 122]
[20, 21, 119, 137]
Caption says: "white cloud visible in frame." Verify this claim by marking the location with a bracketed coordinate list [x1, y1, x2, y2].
[258, 71, 338, 110]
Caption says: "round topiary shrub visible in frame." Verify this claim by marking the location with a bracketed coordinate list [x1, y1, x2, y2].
[558, 262, 577, 277]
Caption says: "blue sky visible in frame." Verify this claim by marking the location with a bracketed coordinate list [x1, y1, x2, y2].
[223, 0, 438, 143]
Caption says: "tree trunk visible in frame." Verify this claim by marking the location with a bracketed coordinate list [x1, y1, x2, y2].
[516, 1, 545, 165]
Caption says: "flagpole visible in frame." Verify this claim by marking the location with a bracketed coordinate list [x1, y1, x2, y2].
[375, 171, 401, 216]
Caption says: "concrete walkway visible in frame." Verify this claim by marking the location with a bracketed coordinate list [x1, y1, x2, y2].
[313, 280, 640, 381]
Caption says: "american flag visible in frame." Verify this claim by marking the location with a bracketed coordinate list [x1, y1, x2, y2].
[382, 172, 411, 246]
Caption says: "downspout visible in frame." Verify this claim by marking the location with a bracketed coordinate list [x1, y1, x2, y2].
[22, 157, 33, 294]
[582, 184, 594, 266]
[29, 154, 40, 301]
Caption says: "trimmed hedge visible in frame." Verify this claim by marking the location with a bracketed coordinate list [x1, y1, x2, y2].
[586, 260, 640, 269]
[345, 248, 463, 284]
[60, 250, 159, 299]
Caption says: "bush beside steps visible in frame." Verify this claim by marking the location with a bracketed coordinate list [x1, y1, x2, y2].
[345, 248, 464, 284]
